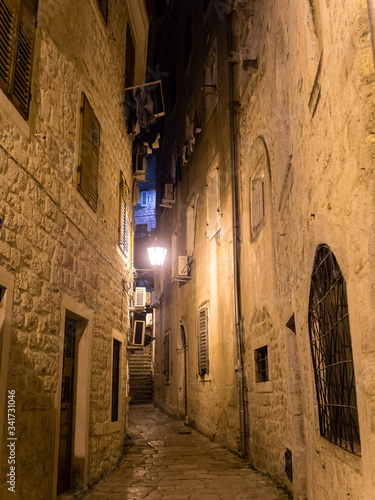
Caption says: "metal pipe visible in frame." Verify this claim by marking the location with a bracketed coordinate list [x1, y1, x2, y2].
[227, 5, 247, 458]
[367, 0, 375, 65]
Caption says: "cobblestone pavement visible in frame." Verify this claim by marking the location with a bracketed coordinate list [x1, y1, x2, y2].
[84, 404, 290, 500]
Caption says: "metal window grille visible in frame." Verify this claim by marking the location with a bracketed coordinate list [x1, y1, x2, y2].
[0, 0, 38, 120]
[111, 339, 120, 422]
[197, 307, 209, 375]
[308, 244, 361, 455]
[164, 332, 170, 381]
[78, 93, 100, 212]
[119, 174, 132, 258]
[255, 345, 269, 383]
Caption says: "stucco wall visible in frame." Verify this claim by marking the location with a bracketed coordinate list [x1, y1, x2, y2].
[0, 1, 148, 498]
[155, 0, 375, 498]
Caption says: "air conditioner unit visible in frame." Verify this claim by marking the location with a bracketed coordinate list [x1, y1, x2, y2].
[173, 256, 192, 282]
[151, 291, 161, 307]
[133, 320, 145, 346]
[160, 183, 175, 208]
[134, 287, 146, 308]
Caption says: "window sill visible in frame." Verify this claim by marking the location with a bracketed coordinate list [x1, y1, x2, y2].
[255, 380, 273, 393]
[116, 244, 130, 265]
[71, 187, 98, 223]
[0, 89, 30, 139]
[108, 420, 122, 434]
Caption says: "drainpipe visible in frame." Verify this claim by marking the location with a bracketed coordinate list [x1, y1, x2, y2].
[227, 3, 246, 458]
[367, 0, 375, 66]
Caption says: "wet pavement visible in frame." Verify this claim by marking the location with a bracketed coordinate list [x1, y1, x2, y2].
[84, 404, 290, 500]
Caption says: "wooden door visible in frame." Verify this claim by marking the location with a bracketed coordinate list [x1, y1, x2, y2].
[57, 320, 76, 494]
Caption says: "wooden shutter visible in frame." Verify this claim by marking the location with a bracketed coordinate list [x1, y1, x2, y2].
[0, 0, 38, 119]
[119, 174, 132, 258]
[198, 307, 209, 375]
[78, 94, 100, 212]
[0, 0, 17, 93]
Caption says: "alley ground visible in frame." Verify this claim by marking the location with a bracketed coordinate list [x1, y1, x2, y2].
[84, 404, 291, 500]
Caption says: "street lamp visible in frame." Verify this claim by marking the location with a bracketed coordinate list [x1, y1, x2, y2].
[147, 245, 167, 267]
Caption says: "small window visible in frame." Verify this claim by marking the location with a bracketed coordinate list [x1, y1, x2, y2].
[78, 93, 100, 212]
[184, 14, 192, 69]
[207, 166, 220, 238]
[111, 339, 121, 422]
[164, 332, 170, 381]
[0, 0, 38, 120]
[139, 192, 147, 207]
[251, 175, 265, 231]
[135, 223, 148, 234]
[125, 24, 135, 89]
[97, 0, 108, 23]
[119, 173, 132, 258]
[255, 346, 269, 383]
[197, 307, 209, 375]
[309, 245, 361, 455]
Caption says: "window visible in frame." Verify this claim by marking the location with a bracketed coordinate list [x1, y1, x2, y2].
[111, 339, 121, 422]
[255, 346, 269, 383]
[119, 173, 132, 258]
[163, 331, 170, 381]
[78, 93, 100, 212]
[197, 307, 209, 375]
[184, 14, 192, 69]
[125, 24, 135, 89]
[207, 165, 220, 238]
[0, 0, 38, 120]
[139, 191, 147, 207]
[251, 175, 265, 230]
[204, 39, 218, 122]
[308, 245, 361, 455]
[97, 0, 108, 23]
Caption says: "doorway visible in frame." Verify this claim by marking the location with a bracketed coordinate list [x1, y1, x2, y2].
[57, 319, 76, 494]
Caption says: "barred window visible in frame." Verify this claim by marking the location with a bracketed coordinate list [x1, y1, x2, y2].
[255, 346, 269, 383]
[308, 244, 361, 455]
[0, 0, 38, 120]
[197, 306, 209, 375]
[78, 93, 100, 212]
[119, 174, 132, 259]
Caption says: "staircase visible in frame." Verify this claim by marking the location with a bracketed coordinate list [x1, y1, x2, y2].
[128, 344, 153, 404]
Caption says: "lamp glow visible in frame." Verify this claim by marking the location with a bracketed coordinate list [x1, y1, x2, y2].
[147, 246, 167, 267]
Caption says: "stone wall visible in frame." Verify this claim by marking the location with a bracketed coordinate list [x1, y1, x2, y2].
[155, 0, 375, 499]
[0, 1, 149, 498]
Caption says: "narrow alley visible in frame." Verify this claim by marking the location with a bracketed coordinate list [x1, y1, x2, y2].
[84, 405, 290, 500]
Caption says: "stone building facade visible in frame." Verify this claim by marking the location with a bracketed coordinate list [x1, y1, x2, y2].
[0, 1, 149, 498]
[154, 0, 375, 499]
